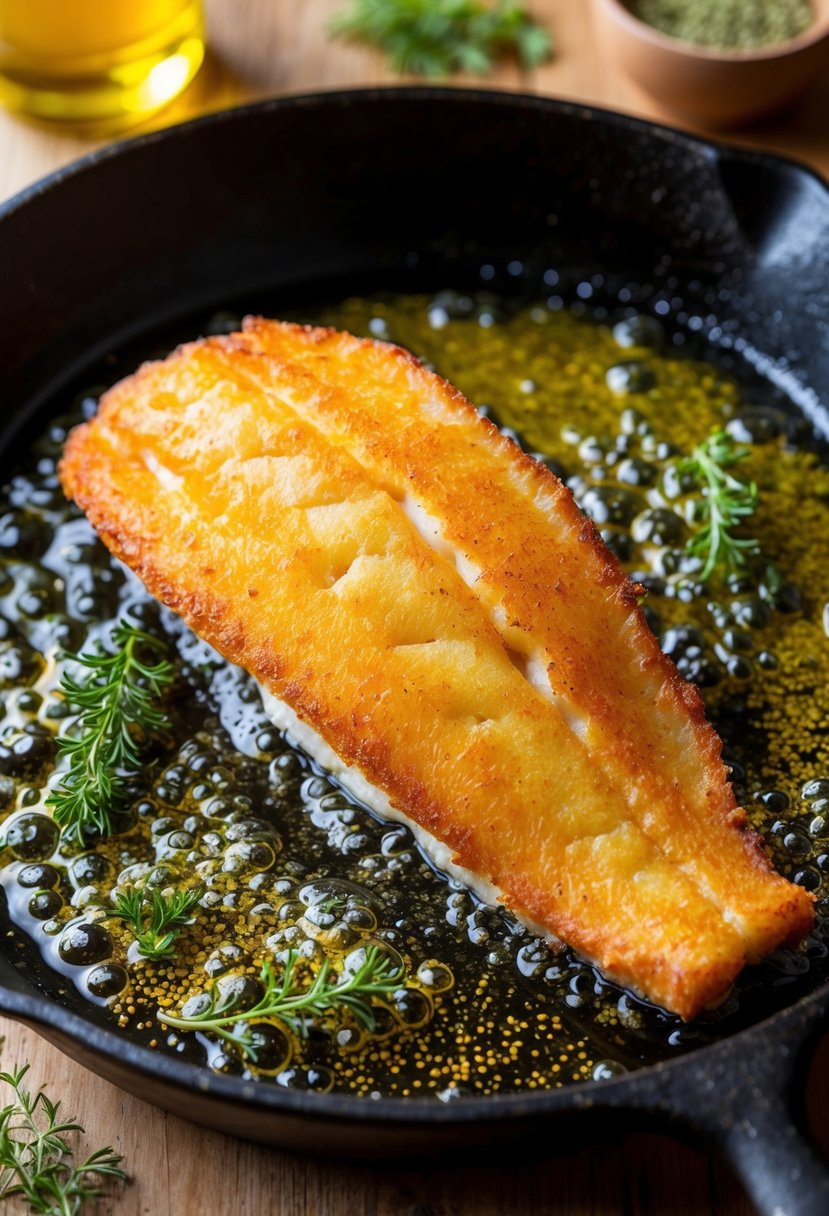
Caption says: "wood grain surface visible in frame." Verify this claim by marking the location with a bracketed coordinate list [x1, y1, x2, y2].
[1, 2, 828, 1213]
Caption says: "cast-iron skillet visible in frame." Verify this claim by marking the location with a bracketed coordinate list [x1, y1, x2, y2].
[1, 89, 829, 1215]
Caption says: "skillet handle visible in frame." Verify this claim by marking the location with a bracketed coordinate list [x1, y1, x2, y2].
[708, 992, 829, 1216]
[593, 986, 829, 1216]
[722, 1096, 829, 1216]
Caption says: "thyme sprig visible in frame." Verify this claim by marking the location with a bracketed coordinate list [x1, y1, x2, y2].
[330, 0, 553, 77]
[104, 885, 202, 961]
[160, 946, 403, 1063]
[45, 622, 173, 846]
[0, 1061, 126, 1215]
[679, 429, 761, 580]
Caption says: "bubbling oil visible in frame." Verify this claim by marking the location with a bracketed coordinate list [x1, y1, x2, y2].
[0, 293, 827, 1099]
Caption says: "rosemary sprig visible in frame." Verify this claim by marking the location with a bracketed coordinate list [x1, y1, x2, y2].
[678, 429, 761, 580]
[330, 0, 553, 77]
[160, 946, 403, 1063]
[103, 885, 202, 961]
[0, 1061, 126, 1215]
[45, 622, 173, 846]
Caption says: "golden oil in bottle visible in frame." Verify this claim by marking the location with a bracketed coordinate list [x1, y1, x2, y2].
[0, 0, 204, 133]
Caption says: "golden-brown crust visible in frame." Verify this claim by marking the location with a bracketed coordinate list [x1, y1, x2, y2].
[234, 320, 806, 949]
[59, 322, 814, 1020]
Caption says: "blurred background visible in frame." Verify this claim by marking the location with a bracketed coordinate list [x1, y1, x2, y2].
[1, 0, 828, 201]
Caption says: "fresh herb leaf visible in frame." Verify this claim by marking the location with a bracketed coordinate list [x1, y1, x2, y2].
[160, 946, 403, 1062]
[0, 1060, 126, 1215]
[45, 622, 173, 846]
[104, 885, 202, 961]
[330, 0, 553, 77]
[679, 429, 761, 580]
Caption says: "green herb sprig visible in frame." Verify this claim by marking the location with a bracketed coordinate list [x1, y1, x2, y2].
[679, 429, 761, 581]
[0, 1061, 126, 1215]
[330, 0, 553, 77]
[104, 885, 202, 961]
[160, 946, 403, 1063]
[46, 622, 173, 846]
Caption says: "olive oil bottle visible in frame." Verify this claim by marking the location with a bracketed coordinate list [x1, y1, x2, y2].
[0, 0, 204, 132]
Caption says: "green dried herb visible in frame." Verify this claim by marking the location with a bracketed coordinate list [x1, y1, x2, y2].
[633, 0, 813, 51]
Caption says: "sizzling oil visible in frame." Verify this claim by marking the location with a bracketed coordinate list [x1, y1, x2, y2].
[0, 293, 827, 1098]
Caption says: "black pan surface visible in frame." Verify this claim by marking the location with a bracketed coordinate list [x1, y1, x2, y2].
[1, 89, 829, 1216]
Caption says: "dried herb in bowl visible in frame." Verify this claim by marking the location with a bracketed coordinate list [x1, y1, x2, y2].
[632, 0, 814, 50]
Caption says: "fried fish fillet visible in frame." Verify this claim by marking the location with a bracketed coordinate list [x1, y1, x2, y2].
[59, 319, 814, 1019]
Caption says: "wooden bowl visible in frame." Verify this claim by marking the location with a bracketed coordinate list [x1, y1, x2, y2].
[590, 0, 829, 127]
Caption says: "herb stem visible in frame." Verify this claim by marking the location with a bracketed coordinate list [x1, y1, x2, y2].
[0, 1059, 126, 1215]
[160, 946, 403, 1062]
[45, 622, 173, 846]
[103, 885, 202, 961]
[679, 429, 760, 581]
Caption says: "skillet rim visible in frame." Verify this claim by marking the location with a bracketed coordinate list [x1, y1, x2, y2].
[2, 979, 827, 1124]
[1, 85, 828, 1126]
[0, 83, 827, 226]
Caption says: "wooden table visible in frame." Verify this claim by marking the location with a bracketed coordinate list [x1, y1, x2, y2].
[1, 2, 828, 1213]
